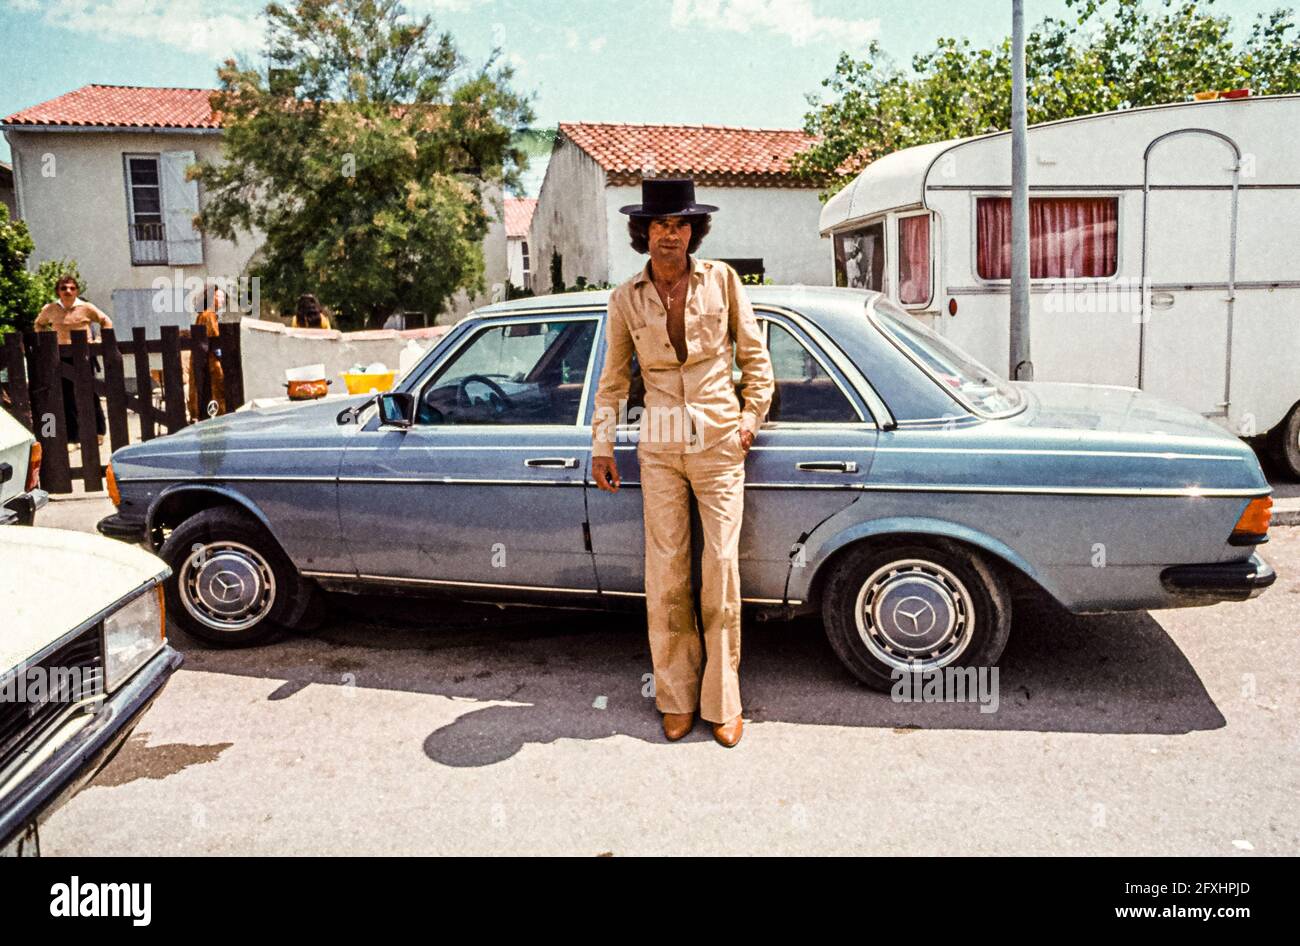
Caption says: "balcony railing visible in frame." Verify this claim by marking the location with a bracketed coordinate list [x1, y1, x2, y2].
[129, 221, 167, 266]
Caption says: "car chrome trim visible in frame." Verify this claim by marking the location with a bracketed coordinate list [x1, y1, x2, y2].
[301, 571, 801, 606]
[118, 475, 338, 483]
[301, 572, 599, 594]
[118, 475, 1265, 497]
[872, 446, 1246, 461]
[341, 477, 584, 486]
[856, 483, 1268, 497]
[600, 588, 798, 605]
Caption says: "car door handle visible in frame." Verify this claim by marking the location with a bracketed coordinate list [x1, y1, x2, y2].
[524, 457, 578, 469]
[795, 460, 858, 473]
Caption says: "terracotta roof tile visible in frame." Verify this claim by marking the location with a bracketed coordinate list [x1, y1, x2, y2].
[504, 197, 537, 237]
[557, 121, 822, 187]
[2, 84, 220, 129]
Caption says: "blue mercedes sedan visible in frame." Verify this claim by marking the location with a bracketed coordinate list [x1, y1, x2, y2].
[97, 288, 1276, 690]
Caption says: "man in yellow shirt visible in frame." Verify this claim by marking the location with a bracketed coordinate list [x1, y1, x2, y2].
[591, 178, 774, 747]
[34, 275, 111, 442]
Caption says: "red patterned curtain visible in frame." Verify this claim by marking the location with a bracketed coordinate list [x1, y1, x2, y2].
[898, 215, 931, 304]
[976, 197, 1118, 279]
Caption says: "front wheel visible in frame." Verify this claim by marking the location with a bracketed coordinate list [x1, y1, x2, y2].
[1270, 402, 1300, 480]
[158, 507, 317, 646]
[821, 541, 1012, 692]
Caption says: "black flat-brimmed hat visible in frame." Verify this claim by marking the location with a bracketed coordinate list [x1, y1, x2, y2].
[618, 177, 719, 218]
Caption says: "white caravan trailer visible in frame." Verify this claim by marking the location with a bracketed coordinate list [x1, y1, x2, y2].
[819, 93, 1300, 477]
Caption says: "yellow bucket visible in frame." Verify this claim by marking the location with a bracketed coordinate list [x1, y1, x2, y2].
[343, 371, 397, 395]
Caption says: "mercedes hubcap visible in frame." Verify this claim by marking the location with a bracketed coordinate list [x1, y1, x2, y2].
[853, 558, 975, 672]
[179, 541, 276, 632]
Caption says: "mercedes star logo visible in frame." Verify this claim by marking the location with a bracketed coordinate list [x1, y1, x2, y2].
[209, 571, 245, 604]
[891, 596, 938, 637]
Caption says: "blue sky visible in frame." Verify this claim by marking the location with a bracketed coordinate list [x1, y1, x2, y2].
[0, 0, 1284, 193]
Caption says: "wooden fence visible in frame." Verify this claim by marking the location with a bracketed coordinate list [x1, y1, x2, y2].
[0, 324, 244, 494]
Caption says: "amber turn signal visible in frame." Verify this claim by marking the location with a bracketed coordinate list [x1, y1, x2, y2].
[1230, 496, 1272, 543]
[106, 462, 121, 507]
[25, 441, 41, 492]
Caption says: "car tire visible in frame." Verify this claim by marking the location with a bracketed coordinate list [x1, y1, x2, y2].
[1270, 401, 1300, 481]
[158, 506, 317, 646]
[821, 540, 1012, 692]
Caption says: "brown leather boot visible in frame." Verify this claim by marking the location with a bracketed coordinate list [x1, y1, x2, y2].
[712, 714, 743, 748]
[662, 712, 694, 741]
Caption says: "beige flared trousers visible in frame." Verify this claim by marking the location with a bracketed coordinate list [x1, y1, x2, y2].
[638, 432, 746, 724]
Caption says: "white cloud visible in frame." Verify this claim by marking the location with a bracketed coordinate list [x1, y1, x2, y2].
[669, 0, 880, 48]
[3, 0, 494, 59]
[404, 0, 492, 12]
[589, 36, 607, 53]
[564, 28, 579, 50]
[6, 0, 265, 58]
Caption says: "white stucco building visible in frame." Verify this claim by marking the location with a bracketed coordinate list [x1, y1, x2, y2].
[530, 122, 829, 291]
[504, 197, 537, 292]
[1, 84, 506, 330]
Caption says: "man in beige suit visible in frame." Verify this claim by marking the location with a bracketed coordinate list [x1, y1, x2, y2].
[591, 178, 774, 748]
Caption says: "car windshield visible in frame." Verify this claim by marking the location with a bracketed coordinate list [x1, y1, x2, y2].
[868, 296, 1023, 417]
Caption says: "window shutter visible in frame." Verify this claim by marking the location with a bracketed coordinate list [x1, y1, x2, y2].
[161, 150, 203, 265]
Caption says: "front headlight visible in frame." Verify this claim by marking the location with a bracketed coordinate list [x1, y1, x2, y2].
[101, 585, 166, 692]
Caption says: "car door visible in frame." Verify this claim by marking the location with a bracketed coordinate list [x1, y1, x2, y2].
[337, 312, 601, 597]
[584, 307, 877, 604]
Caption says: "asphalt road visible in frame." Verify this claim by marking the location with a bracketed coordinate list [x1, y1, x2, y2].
[31, 494, 1300, 855]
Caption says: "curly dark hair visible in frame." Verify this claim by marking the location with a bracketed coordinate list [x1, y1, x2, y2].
[627, 214, 712, 255]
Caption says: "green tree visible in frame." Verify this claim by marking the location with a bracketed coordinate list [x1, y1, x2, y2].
[0, 205, 35, 335]
[794, 0, 1300, 200]
[0, 204, 84, 335]
[195, 0, 535, 328]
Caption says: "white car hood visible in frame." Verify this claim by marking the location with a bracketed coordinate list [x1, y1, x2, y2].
[0, 527, 167, 671]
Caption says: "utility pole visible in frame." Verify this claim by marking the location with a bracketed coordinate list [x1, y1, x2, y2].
[1009, 0, 1034, 380]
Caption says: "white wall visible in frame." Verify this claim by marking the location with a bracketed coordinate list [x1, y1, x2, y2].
[6, 129, 258, 321]
[531, 135, 609, 291]
[238, 318, 440, 401]
[604, 184, 828, 287]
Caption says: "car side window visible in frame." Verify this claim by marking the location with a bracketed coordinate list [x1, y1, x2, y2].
[764, 321, 860, 423]
[416, 318, 597, 426]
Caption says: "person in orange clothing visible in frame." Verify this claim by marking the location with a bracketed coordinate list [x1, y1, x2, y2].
[186, 285, 228, 422]
[33, 274, 111, 443]
[590, 178, 774, 748]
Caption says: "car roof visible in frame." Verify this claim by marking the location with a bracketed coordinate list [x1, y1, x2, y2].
[470, 285, 966, 421]
[472, 284, 880, 336]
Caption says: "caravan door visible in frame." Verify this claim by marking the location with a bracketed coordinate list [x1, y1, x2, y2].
[1140, 130, 1240, 417]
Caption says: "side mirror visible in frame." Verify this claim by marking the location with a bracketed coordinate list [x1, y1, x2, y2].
[377, 392, 415, 429]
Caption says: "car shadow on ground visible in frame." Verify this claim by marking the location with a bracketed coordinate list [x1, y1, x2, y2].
[164, 589, 1226, 766]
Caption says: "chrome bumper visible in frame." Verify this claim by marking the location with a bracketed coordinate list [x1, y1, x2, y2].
[0, 488, 49, 526]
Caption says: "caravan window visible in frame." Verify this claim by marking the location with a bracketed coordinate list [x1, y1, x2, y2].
[898, 214, 932, 305]
[834, 222, 885, 291]
[976, 197, 1118, 279]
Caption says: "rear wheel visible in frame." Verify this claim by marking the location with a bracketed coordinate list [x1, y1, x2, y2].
[821, 540, 1012, 692]
[1270, 402, 1300, 480]
[159, 507, 318, 646]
